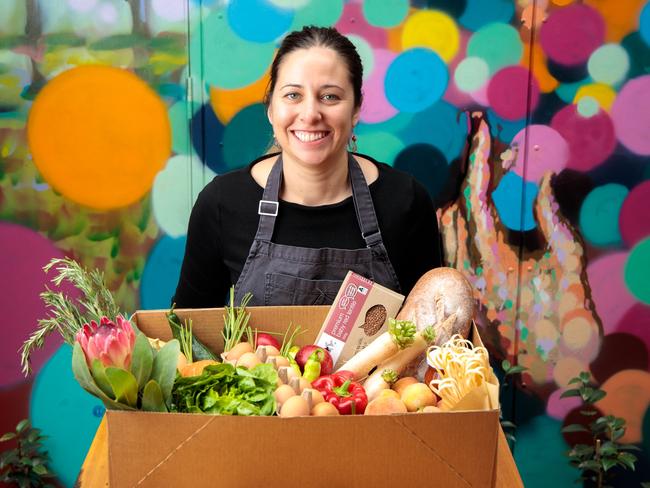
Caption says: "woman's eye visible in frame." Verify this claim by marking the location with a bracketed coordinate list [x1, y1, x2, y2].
[322, 94, 340, 101]
[285, 92, 300, 100]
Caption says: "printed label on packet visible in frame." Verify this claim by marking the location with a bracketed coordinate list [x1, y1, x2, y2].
[322, 273, 373, 343]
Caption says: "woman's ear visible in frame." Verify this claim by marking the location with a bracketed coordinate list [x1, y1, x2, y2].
[352, 106, 361, 128]
[267, 105, 273, 125]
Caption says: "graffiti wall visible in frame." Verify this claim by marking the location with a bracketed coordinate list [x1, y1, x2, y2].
[0, 0, 648, 486]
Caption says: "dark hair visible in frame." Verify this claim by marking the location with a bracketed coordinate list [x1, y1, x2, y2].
[263, 26, 363, 109]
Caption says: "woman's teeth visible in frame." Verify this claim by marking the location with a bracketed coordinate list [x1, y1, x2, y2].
[294, 131, 328, 142]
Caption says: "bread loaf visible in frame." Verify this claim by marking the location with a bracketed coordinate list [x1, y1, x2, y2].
[396, 267, 475, 345]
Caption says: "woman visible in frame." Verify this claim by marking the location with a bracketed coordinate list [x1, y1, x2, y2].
[173, 26, 442, 307]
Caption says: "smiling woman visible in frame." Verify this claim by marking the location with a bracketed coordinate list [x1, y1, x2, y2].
[173, 26, 442, 308]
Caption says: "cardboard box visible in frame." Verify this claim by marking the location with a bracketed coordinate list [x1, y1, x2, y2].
[106, 306, 501, 488]
[315, 271, 405, 368]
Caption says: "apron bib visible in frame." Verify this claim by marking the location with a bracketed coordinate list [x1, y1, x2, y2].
[234, 153, 401, 306]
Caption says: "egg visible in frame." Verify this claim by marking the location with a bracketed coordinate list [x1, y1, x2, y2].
[298, 377, 312, 393]
[225, 342, 254, 361]
[274, 384, 296, 408]
[311, 402, 339, 416]
[279, 396, 310, 417]
[236, 352, 261, 369]
[271, 355, 290, 368]
[302, 388, 324, 405]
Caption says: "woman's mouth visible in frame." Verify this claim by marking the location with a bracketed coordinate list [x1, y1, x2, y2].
[292, 130, 331, 143]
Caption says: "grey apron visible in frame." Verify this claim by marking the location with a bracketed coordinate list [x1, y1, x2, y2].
[234, 153, 401, 306]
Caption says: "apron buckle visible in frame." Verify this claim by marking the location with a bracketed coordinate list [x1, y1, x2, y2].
[258, 200, 279, 217]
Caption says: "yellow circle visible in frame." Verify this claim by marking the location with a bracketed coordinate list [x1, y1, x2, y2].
[401, 10, 459, 62]
[562, 316, 594, 350]
[574, 83, 617, 112]
[27, 65, 171, 210]
[210, 72, 270, 124]
[553, 356, 587, 388]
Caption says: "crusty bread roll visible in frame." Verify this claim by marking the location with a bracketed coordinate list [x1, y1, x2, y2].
[396, 267, 475, 345]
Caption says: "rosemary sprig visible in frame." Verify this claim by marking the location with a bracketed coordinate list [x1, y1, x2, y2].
[179, 319, 193, 364]
[20, 257, 120, 376]
[222, 287, 253, 352]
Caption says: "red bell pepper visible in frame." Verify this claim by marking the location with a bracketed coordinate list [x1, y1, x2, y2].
[311, 370, 368, 415]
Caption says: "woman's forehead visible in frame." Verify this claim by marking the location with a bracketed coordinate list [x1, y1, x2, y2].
[276, 46, 350, 84]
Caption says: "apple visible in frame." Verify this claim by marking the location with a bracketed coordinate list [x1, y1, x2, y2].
[295, 345, 333, 376]
[255, 332, 281, 350]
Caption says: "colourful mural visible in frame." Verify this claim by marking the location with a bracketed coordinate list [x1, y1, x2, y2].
[0, 0, 649, 486]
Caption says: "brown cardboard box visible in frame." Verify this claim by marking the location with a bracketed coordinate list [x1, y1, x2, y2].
[314, 271, 405, 369]
[106, 306, 500, 488]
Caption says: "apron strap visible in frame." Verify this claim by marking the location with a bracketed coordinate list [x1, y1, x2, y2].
[255, 153, 384, 248]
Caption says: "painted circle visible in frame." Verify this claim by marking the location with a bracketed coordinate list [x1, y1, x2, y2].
[611, 75, 650, 155]
[616, 303, 650, 353]
[510, 125, 569, 181]
[588, 43, 630, 85]
[393, 144, 449, 200]
[227, 0, 293, 43]
[574, 83, 617, 112]
[269, 0, 309, 7]
[193, 9, 275, 89]
[586, 252, 638, 333]
[546, 387, 582, 420]
[223, 103, 272, 171]
[598, 369, 650, 443]
[359, 49, 398, 123]
[210, 72, 270, 124]
[335, 3, 387, 49]
[492, 172, 539, 231]
[551, 104, 616, 171]
[454, 57, 489, 93]
[348, 35, 374, 80]
[362, 0, 409, 28]
[140, 235, 188, 310]
[466, 23, 523, 74]
[27, 65, 170, 210]
[152, 155, 216, 238]
[30, 344, 104, 487]
[290, 0, 343, 30]
[0, 222, 79, 387]
[401, 10, 460, 62]
[576, 96, 600, 117]
[590, 333, 649, 384]
[458, 0, 515, 32]
[385, 48, 448, 113]
[169, 100, 200, 155]
[579, 183, 628, 247]
[640, 2, 650, 46]
[625, 237, 650, 304]
[190, 104, 225, 173]
[539, 4, 605, 66]
[356, 131, 404, 166]
[620, 181, 650, 247]
[488, 66, 540, 121]
[553, 355, 588, 388]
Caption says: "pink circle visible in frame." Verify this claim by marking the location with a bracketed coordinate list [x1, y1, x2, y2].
[360, 49, 398, 123]
[487, 66, 540, 121]
[611, 75, 650, 155]
[510, 125, 570, 181]
[620, 181, 650, 247]
[0, 222, 80, 387]
[539, 4, 605, 66]
[616, 303, 650, 353]
[335, 3, 387, 49]
[547, 387, 582, 420]
[550, 104, 616, 171]
[586, 252, 638, 334]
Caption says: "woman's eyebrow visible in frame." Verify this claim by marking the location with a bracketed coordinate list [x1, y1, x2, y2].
[279, 83, 344, 90]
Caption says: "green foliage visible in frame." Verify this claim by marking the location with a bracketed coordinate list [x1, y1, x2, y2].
[561, 372, 639, 487]
[0, 419, 55, 488]
[499, 359, 529, 450]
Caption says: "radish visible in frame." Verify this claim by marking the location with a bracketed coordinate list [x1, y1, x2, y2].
[255, 332, 281, 350]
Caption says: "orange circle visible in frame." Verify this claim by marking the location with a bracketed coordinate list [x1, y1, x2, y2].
[210, 72, 270, 124]
[597, 370, 650, 443]
[27, 65, 171, 210]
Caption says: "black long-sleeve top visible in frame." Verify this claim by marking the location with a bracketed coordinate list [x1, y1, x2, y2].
[173, 153, 442, 308]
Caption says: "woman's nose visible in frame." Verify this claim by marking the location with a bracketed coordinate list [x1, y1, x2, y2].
[299, 98, 322, 122]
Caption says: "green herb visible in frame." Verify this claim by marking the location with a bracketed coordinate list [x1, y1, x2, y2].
[279, 322, 304, 357]
[166, 305, 217, 361]
[179, 319, 193, 364]
[222, 287, 253, 352]
[388, 319, 417, 349]
[561, 371, 640, 487]
[1, 419, 55, 487]
[171, 363, 278, 416]
[21, 258, 120, 376]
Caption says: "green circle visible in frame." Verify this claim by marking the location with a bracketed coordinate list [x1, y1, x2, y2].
[588, 43, 630, 86]
[576, 95, 600, 118]
[348, 34, 374, 79]
[190, 9, 275, 89]
[169, 101, 200, 155]
[290, 0, 344, 29]
[454, 57, 489, 92]
[363, 0, 409, 28]
[357, 112, 414, 135]
[579, 183, 628, 247]
[222, 103, 272, 171]
[356, 131, 405, 166]
[625, 237, 650, 304]
[467, 23, 523, 74]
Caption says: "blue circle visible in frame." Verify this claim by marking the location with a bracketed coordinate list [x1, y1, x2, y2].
[385, 48, 449, 113]
[493, 172, 539, 231]
[486, 108, 527, 144]
[191, 103, 226, 173]
[397, 101, 468, 162]
[141, 235, 187, 310]
[30, 344, 103, 488]
[459, 0, 515, 31]
[227, 0, 294, 43]
[641, 2, 650, 47]
[222, 103, 273, 171]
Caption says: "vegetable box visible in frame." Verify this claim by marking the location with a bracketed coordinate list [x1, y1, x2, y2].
[105, 306, 502, 487]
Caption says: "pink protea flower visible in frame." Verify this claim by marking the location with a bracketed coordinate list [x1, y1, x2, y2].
[75, 315, 136, 370]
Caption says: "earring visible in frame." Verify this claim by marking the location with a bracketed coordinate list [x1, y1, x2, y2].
[348, 133, 358, 153]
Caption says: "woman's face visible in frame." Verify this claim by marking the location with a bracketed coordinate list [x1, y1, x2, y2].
[267, 46, 360, 169]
